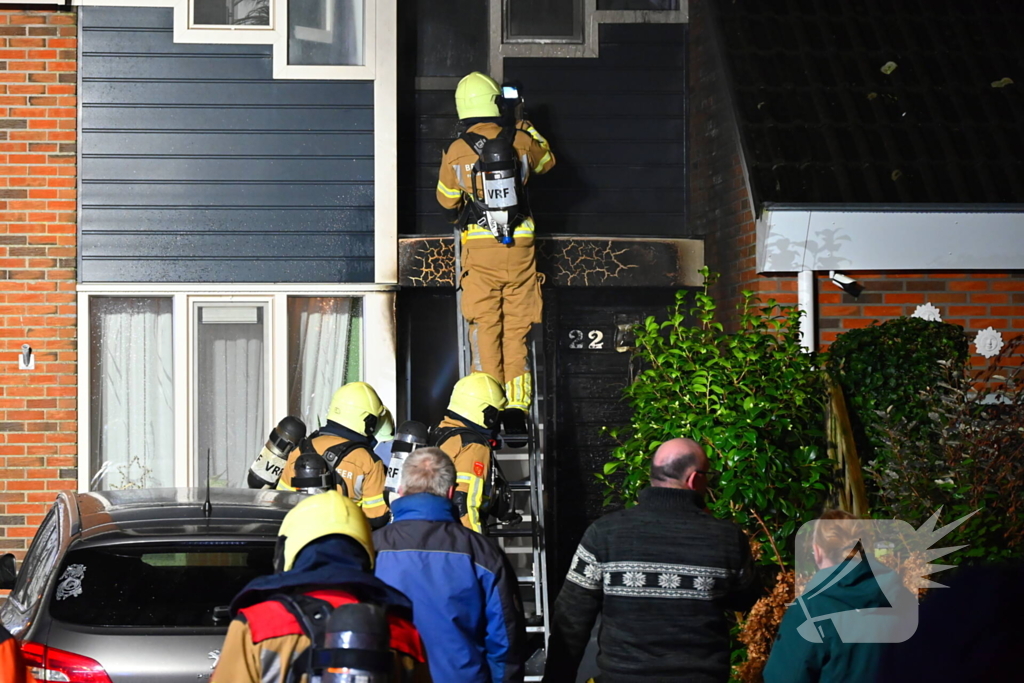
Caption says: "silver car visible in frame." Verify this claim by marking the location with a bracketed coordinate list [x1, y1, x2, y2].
[0, 487, 302, 683]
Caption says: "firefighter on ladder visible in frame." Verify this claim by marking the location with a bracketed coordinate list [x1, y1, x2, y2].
[436, 72, 556, 426]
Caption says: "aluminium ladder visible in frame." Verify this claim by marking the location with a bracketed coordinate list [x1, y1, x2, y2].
[454, 232, 551, 681]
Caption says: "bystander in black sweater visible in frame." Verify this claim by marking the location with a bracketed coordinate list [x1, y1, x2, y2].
[544, 487, 761, 683]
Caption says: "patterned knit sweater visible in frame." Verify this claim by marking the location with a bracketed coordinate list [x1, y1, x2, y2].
[544, 487, 761, 683]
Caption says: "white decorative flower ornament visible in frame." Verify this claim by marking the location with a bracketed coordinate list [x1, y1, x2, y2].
[694, 575, 716, 592]
[912, 302, 942, 322]
[623, 571, 646, 588]
[658, 573, 681, 589]
[973, 327, 1004, 359]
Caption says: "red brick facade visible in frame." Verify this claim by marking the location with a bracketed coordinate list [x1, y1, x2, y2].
[0, 9, 77, 559]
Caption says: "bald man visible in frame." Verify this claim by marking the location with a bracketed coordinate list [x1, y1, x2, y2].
[544, 438, 760, 683]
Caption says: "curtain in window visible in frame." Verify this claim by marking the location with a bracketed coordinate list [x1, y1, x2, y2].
[196, 311, 266, 487]
[288, 297, 362, 431]
[90, 297, 174, 490]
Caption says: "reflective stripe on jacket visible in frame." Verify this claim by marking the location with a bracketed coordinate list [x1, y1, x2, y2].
[436, 120, 555, 229]
[435, 415, 492, 533]
[278, 432, 388, 524]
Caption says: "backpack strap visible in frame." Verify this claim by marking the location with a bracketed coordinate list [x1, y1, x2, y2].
[458, 130, 491, 156]
[272, 593, 334, 683]
[303, 435, 378, 498]
[431, 425, 490, 450]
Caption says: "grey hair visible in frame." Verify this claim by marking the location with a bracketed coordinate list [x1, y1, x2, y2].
[400, 447, 456, 497]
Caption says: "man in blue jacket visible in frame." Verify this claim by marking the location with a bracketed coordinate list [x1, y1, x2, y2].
[374, 447, 526, 682]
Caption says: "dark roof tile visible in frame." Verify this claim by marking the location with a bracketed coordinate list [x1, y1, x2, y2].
[716, 0, 1024, 204]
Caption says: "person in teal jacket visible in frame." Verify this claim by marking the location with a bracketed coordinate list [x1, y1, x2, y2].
[764, 511, 913, 683]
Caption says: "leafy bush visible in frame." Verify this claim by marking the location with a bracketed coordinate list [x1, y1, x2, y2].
[598, 268, 831, 567]
[824, 317, 969, 470]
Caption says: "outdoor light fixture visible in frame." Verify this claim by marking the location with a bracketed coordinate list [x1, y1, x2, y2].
[829, 271, 865, 298]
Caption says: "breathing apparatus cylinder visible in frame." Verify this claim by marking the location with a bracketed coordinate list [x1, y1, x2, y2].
[477, 138, 519, 245]
[290, 452, 334, 495]
[384, 420, 429, 502]
[322, 603, 392, 683]
[247, 416, 307, 489]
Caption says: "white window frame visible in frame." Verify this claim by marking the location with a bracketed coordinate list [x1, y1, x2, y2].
[189, 0, 276, 31]
[77, 285, 397, 492]
[74, 0, 390, 82]
[292, 0, 335, 44]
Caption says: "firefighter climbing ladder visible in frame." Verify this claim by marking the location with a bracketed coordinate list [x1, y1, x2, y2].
[455, 233, 551, 681]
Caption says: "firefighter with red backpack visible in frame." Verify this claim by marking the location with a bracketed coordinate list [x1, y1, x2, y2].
[212, 490, 430, 683]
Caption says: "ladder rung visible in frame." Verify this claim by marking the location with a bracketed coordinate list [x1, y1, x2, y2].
[490, 527, 534, 538]
[526, 626, 546, 633]
[517, 575, 536, 584]
[525, 677, 543, 682]
[509, 480, 532, 491]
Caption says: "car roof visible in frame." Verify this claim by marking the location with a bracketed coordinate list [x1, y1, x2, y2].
[62, 488, 303, 543]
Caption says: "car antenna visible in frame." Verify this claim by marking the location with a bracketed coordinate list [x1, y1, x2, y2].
[202, 447, 213, 518]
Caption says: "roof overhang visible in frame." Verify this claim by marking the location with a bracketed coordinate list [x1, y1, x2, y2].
[757, 205, 1024, 273]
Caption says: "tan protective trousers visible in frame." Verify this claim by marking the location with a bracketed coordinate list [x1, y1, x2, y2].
[460, 237, 543, 410]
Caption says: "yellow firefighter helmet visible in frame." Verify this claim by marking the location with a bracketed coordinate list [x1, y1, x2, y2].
[276, 490, 375, 572]
[455, 72, 501, 120]
[326, 382, 387, 438]
[448, 372, 507, 429]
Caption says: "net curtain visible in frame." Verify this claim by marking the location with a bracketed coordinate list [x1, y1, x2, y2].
[288, 297, 360, 433]
[89, 297, 175, 490]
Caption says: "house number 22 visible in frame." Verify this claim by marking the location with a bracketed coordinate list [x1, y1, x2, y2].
[569, 329, 604, 350]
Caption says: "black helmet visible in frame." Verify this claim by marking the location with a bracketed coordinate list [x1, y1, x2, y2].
[392, 420, 429, 454]
[291, 452, 333, 494]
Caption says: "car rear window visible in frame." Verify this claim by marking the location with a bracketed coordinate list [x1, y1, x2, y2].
[49, 542, 275, 627]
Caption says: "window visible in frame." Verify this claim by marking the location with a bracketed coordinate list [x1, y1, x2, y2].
[80, 291, 373, 491]
[49, 543, 275, 628]
[192, 0, 273, 28]
[505, 0, 584, 43]
[89, 297, 174, 490]
[195, 303, 268, 487]
[288, 297, 363, 429]
[0, 509, 61, 634]
[289, 0, 365, 66]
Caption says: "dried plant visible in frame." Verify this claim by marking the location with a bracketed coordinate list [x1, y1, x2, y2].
[869, 337, 1024, 564]
[734, 571, 795, 683]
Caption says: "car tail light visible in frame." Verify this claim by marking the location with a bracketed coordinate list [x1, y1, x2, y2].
[20, 641, 113, 683]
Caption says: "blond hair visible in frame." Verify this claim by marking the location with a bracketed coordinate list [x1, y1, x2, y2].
[813, 509, 869, 565]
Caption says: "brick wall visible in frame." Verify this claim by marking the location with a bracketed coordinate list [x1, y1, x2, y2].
[688, 0, 758, 328]
[0, 9, 77, 560]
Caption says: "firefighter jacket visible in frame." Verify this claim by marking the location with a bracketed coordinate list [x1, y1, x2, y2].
[435, 412, 493, 533]
[436, 119, 555, 248]
[214, 537, 430, 683]
[544, 488, 760, 683]
[278, 421, 388, 528]
[0, 625, 34, 683]
[374, 493, 527, 683]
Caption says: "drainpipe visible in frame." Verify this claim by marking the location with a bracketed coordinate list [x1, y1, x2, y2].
[797, 270, 815, 352]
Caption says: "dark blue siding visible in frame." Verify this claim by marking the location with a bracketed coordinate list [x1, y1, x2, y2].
[79, 7, 375, 283]
[405, 23, 688, 236]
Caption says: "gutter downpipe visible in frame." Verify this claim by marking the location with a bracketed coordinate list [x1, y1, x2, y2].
[797, 270, 815, 353]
